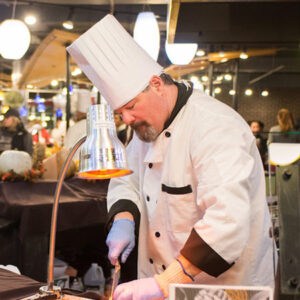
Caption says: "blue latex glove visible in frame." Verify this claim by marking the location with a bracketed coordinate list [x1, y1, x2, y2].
[113, 277, 164, 300]
[106, 219, 135, 265]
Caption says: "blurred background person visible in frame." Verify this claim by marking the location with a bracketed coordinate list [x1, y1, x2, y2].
[294, 116, 300, 131]
[250, 120, 268, 170]
[0, 108, 33, 155]
[51, 113, 67, 148]
[268, 108, 299, 144]
[29, 119, 54, 147]
[64, 87, 92, 162]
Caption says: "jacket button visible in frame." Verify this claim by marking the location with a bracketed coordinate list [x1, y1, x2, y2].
[148, 163, 153, 168]
[155, 232, 160, 238]
[165, 131, 171, 137]
[149, 258, 154, 264]
[162, 264, 166, 270]
[146, 196, 150, 202]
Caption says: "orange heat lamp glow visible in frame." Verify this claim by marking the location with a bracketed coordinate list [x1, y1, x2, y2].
[78, 168, 132, 179]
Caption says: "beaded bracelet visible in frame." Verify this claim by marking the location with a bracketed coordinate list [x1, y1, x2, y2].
[175, 258, 195, 282]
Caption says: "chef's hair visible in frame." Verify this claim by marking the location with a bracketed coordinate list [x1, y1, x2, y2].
[160, 73, 174, 85]
[143, 73, 174, 93]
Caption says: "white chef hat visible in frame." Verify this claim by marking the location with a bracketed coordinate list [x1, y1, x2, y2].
[76, 89, 92, 113]
[67, 14, 163, 110]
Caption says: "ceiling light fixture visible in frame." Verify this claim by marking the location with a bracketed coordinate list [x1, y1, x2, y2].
[214, 87, 221, 94]
[165, 42, 198, 65]
[62, 8, 74, 30]
[220, 58, 228, 63]
[224, 74, 232, 81]
[71, 67, 82, 76]
[0, 0, 31, 60]
[245, 89, 253, 96]
[134, 11, 160, 61]
[62, 20, 73, 30]
[261, 90, 269, 97]
[51, 80, 58, 87]
[240, 52, 248, 59]
[196, 49, 206, 57]
[24, 15, 36, 25]
[229, 89, 236, 95]
[201, 75, 208, 82]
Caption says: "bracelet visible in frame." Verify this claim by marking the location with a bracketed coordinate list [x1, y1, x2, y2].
[175, 258, 195, 282]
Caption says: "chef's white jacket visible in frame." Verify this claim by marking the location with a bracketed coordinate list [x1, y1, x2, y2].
[107, 89, 275, 287]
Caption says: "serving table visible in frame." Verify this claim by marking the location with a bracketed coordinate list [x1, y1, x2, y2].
[0, 267, 108, 300]
[0, 177, 109, 282]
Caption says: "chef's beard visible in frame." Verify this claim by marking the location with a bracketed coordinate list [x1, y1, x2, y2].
[131, 121, 159, 142]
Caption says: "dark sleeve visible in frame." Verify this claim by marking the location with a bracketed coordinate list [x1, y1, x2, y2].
[105, 199, 140, 237]
[11, 131, 33, 155]
[23, 132, 33, 156]
[117, 130, 127, 145]
[180, 228, 234, 277]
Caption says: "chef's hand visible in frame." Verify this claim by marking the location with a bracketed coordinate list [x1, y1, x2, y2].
[106, 218, 135, 265]
[113, 277, 164, 300]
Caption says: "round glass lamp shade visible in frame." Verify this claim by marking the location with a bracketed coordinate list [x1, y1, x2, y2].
[0, 19, 31, 60]
[133, 12, 160, 61]
[165, 42, 198, 65]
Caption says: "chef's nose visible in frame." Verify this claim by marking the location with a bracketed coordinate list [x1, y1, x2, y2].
[121, 111, 135, 125]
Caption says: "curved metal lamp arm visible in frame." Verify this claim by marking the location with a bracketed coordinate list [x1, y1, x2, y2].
[40, 136, 86, 296]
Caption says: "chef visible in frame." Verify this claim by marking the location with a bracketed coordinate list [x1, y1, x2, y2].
[67, 15, 276, 300]
[64, 87, 92, 161]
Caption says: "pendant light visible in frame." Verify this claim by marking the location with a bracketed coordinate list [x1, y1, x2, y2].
[0, 0, 31, 60]
[0, 20, 31, 60]
[133, 12, 160, 61]
[62, 8, 74, 30]
[165, 42, 198, 65]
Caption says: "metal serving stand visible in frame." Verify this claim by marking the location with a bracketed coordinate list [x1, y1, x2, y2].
[276, 160, 300, 299]
[270, 143, 300, 299]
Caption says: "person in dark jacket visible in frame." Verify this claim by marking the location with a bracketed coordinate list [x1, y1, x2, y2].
[0, 108, 33, 155]
[249, 120, 268, 170]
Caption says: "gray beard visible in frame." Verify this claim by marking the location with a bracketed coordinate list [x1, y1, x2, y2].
[131, 121, 159, 142]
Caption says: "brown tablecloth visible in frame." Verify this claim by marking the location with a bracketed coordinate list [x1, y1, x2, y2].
[0, 268, 107, 300]
[0, 268, 43, 300]
[0, 178, 109, 240]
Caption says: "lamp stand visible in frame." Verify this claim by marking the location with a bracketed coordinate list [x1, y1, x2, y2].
[39, 136, 86, 298]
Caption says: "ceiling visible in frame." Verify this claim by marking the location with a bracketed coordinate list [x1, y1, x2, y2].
[0, 0, 300, 89]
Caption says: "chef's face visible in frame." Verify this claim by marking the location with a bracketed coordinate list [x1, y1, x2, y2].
[115, 75, 167, 143]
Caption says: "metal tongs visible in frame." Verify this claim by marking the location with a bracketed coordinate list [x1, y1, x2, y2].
[109, 260, 121, 300]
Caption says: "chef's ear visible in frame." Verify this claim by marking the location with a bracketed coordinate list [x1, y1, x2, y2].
[149, 75, 163, 91]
